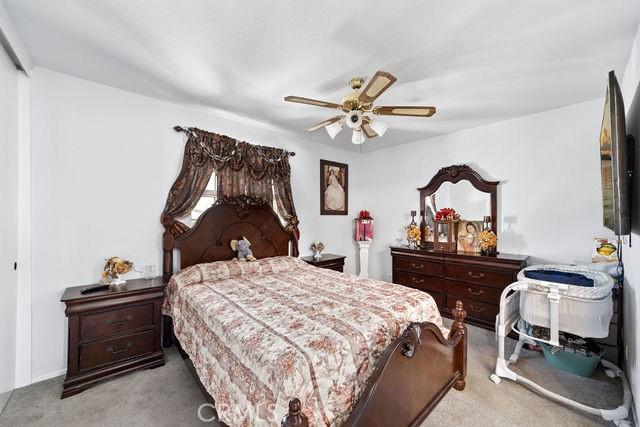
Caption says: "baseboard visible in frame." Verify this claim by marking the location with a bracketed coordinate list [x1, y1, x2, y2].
[0, 389, 13, 414]
[31, 368, 66, 384]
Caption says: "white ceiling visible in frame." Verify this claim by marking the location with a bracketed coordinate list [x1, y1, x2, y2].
[3, 0, 640, 151]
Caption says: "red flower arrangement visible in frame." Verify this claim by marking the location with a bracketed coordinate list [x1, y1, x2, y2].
[358, 210, 372, 220]
[435, 207, 459, 221]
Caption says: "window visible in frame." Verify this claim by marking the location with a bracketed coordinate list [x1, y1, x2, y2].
[191, 174, 217, 221]
[190, 173, 283, 223]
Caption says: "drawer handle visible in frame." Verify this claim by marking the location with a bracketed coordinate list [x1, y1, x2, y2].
[470, 306, 485, 313]
[105, 315, 132, 327]
[107, 342, 133, 354]
[467, 271, 485, 279]
[411, 277, 425, 284]
[411, 263, 424, 269]
[467, 288, 484, 297]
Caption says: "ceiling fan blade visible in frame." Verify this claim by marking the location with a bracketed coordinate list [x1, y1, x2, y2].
[358, 71, 397, 104]
[373, 106, 436, 117]
[284, 96, 341, 109]
[304, 115, 344, 132]
[361, 123, 378, 138]
[360, 116, 378, 138]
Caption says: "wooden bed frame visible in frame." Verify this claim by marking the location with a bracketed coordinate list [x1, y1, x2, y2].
[162, 195, 467, 426]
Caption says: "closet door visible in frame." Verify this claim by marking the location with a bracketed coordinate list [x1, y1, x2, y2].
[0, 46, 19, 410]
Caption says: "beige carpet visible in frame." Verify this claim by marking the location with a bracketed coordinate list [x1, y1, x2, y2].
[0, 323, 627, 426]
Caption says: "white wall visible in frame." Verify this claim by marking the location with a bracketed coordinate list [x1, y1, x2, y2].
[620, 19, 640, 420]
[0, 45, 19, 408]
[29, 67, 365, 381]
[361, 99, 612, 281]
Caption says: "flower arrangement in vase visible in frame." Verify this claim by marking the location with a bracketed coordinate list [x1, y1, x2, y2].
[405, 211, 421, 249]
[101, 256, 134, 285]
[479, 216, 498, 256]
[435, 207, 459, 221]
[310, 241, 325, 260]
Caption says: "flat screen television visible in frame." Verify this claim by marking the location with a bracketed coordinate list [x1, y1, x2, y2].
[599, 70, 631, 236]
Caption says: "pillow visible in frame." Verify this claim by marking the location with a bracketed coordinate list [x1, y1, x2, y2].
[171, 255, 309, 287]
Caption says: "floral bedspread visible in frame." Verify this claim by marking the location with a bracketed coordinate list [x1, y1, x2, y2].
[163, 256, 446, 426]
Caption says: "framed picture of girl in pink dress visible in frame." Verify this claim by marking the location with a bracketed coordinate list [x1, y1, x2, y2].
[320, 160, 348, 215]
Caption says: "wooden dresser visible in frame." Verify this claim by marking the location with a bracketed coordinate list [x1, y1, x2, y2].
[390, 246, 529, 330]
[60, 277, 166, 398]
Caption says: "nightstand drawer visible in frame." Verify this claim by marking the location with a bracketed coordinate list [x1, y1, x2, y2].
[80, 304, 154, 342]
[324, 264, 344, 272]
[79, 330, 154, 372]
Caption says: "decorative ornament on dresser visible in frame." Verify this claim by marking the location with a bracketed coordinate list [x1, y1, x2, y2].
[310, 241, 325, 260]
[457, 220, 483, 254]
[434, 208, 460, 253]
[406, 210, 421, 249]
[320, 159, 348, 215]
[355, 210, 374, 277]
[101, 256, 134, 285]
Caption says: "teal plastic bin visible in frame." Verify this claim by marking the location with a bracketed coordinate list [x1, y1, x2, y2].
[541, 343, 604, 377]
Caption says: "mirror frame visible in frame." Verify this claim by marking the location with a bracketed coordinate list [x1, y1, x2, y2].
[418, 164, 499, 249]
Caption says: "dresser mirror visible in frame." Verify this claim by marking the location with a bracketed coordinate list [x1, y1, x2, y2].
[419, 165, 499, 249]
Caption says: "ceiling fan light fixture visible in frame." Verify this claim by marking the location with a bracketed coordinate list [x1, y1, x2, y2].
[351, 129, 366, 145]
[368, 120, 388, 137]
[325, 121, 343, 139]
[345, 110, 363, 129]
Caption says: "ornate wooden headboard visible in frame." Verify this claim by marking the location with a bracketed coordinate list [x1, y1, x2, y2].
[162, 196, 299, 279]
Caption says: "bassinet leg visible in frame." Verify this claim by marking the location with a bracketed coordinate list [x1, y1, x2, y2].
[509, 332, 527, 363]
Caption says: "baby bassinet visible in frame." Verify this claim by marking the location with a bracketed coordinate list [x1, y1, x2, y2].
[517, 264, 613, 338]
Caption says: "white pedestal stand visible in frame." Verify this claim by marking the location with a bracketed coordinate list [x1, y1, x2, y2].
[357, 240, 372, 278]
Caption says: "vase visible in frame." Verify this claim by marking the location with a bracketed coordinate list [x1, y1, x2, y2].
[481, 247, 497, 257]
[313, 251, 322, 260]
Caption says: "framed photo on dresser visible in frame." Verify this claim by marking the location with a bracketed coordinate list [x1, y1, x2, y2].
[320, 159, 348, 215]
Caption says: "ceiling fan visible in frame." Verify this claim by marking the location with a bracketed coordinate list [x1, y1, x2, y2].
[284, 70, 436, 145]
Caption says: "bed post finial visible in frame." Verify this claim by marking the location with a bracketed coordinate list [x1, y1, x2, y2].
[452, 300, 466, 324]
[450, 300, 467, 391]
[281, 398, 309, 427]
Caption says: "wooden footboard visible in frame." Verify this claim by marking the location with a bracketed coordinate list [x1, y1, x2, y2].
[164, 302, 467, 426]
[281, 301, 467, 427]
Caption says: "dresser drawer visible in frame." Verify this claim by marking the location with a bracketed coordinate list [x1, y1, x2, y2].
[394, 257, 443, 277]
[445, 264, 512, 288]
[394, 270, 443, 294]
[79, 330, 154, 372]
[80, 304, 154, 342]
[446, 280, 502, 305]
[446, 297, 498, 322]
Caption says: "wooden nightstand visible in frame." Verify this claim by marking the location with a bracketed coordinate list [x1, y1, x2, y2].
[301, 254, 346, 272]
[60, 277, 166, 398]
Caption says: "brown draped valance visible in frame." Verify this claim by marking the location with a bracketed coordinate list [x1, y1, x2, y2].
[161, 127, 299, 238]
